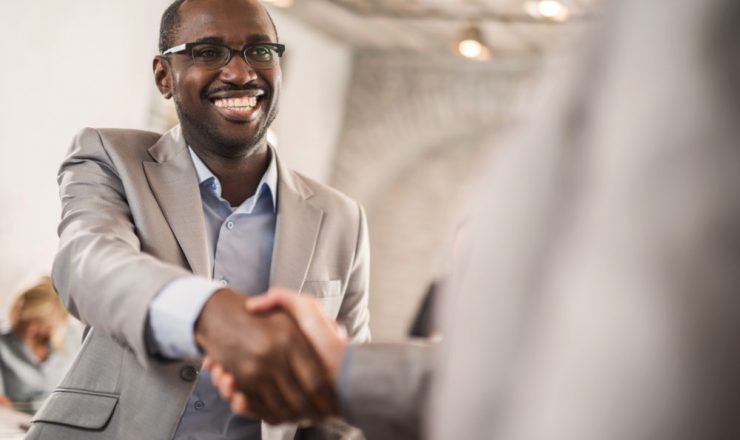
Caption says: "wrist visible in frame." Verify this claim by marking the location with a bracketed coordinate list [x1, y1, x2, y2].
[194, 288, 237, 351]
[327, 339, 349, 386]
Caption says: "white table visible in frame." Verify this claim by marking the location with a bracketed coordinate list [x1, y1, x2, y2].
[0, 405, 32, 439]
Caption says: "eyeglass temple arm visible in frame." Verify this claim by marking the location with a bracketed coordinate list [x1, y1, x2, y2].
[162, 43, 188, 55]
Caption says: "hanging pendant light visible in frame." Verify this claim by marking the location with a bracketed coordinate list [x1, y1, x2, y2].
[457, 24, 491, 61]
[524, 0, 569, 22]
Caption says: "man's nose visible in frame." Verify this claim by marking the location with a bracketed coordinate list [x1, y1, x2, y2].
[219, 54, 257, 85]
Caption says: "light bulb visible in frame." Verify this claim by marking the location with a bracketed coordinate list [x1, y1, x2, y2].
[459, 39, 483, 59]
[525, 0, 569, 22]
[537, 0, 564, 18]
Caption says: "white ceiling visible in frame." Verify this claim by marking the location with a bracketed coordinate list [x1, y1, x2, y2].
[270, 0, 598, 56]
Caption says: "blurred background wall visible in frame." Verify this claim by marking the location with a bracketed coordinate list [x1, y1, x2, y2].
[0, 0, 589, 337]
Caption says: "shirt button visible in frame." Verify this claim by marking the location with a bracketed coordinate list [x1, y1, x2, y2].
[226, 221, 234, 230]
[179, 365, 198, 382]
[194, 400, 205, 411]
[219, 279, 228, 286]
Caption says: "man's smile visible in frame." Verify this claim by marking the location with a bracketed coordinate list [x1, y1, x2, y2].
[214, 96, 257, 109]
[208, 90, 266, 122]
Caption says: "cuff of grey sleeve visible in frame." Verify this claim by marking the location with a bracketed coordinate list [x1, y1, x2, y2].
[338, 342, 433, 440]
[337, 343, 356, 416]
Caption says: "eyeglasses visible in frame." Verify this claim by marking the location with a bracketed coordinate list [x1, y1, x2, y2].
[162, 42, 286, 69]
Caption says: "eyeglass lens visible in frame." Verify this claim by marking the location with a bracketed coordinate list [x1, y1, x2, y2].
[190, 43, 280, 68]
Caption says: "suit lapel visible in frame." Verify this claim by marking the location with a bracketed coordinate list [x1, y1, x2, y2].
[143, 126, 211, 278]
[269, 155, 324, 292]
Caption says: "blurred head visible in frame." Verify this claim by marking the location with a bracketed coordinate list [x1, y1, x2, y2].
[9, 278, 69, 351]
[153, 0, 282, 158]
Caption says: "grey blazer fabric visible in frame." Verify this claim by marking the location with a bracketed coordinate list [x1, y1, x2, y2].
[27, 126, 370, 440]
[341, 343, 433, 440]
[341, 1, 740, 439]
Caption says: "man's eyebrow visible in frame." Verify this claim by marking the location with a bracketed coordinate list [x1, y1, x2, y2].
[190, 35, 276, 45]
[245, 34, 275, 44]
[192, 36, 225, 44]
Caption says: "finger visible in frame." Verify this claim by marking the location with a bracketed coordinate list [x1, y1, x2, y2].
[245, 289, 294, 313]
[287, 336, 337, 419]
[216, 370, 236, 401]
[243, 389, 271, 423]
[256, 378, 296, 424]
[247, 291, 339, 352]
[280, 296, 345, 365]
[210, 363, 225, 388]
[271, 362, 321, 421]
[210, 363, 237, 401]
[230, 392, 254, 418]
[203, 356, 214, 370]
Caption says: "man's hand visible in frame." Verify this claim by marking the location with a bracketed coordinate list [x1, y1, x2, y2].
[195, 288, 336, 424]
[205, 288, 349, 421]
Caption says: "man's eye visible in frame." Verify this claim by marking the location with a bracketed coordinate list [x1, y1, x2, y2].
[194, 46, 222, 60]
[247, 46, 273, 62]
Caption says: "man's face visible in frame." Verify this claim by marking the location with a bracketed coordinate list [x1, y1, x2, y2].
[157, 0, 281, 154]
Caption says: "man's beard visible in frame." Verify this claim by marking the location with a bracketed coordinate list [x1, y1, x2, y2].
[174, 97, 278, 157]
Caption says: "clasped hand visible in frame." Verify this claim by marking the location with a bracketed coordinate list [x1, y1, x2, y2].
[195, 287, 347, 424]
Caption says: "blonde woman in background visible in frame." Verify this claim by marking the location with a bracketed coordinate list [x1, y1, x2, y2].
[0, 278, 81, 413]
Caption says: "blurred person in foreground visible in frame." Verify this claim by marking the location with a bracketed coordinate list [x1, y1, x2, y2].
[26, 0, 370, 438]
[0, 278, 81, 413]
[209, 0, 740, 438]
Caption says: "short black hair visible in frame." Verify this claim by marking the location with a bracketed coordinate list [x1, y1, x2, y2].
[159, 0, 187, 53]
[158, 0, 279, 54]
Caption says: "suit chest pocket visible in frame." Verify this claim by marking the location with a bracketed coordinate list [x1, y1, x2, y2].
[301, 280, 342, 318]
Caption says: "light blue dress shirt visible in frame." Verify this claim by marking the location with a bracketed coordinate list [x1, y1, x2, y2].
[148, 147, 277, 440]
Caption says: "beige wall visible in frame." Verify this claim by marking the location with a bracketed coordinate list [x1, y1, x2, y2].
[0, 0, 168, 316]
[331, 52, 538, 338]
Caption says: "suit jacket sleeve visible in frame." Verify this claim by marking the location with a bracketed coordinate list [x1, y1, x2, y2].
[339, 342, 433, 440]
[52, 128, 191, 368]
[337, 202, 371, 344]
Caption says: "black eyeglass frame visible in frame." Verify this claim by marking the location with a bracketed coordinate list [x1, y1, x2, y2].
[162, 42, 286, 69]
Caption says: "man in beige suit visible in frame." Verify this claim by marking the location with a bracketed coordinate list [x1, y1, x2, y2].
[27, 0, 369, 439]
[213, 0, 740, 439]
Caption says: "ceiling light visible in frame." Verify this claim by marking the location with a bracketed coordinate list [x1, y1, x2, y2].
[524, 0, 569, 22]
[457, 25, 491, 61]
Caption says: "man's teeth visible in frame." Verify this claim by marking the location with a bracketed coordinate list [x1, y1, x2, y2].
[214, 97, 258, 109]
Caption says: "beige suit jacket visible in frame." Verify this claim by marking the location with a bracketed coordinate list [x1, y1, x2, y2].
[27, 126, 370, 440]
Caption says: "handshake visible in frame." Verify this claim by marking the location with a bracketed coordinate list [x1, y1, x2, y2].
[194, 288, 349, 425]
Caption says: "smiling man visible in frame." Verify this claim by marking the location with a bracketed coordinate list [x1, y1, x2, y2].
[26, 1, 370, 439]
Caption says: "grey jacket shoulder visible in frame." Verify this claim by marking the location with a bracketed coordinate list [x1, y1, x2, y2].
[341, 342, 434, 440]
[70, 127, 162, 160]
[80, 127, 161, 146]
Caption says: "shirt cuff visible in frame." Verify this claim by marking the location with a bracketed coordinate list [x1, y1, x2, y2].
[146, 276, 224, 359]
[337, 343, 356, 416]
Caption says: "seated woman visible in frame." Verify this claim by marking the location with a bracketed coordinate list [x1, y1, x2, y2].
[0, 278, 81, 413]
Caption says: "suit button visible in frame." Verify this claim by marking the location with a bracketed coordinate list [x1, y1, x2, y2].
[180, 365, 198, 382]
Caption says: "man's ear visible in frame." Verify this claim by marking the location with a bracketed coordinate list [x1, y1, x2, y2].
[153, 56, 173, 99]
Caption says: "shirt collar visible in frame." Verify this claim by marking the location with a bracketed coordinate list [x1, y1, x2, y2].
[188, 146, 278, 213]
